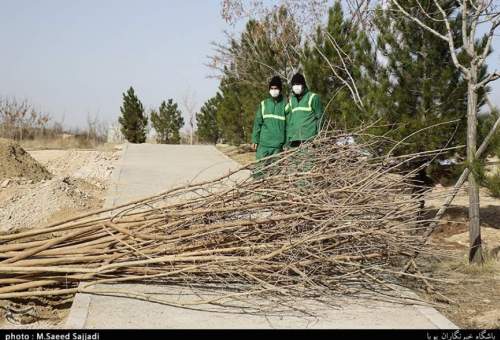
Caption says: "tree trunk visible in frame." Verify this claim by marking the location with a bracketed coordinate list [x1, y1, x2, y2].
[411, 162, 433, 222]
[467, 65, 483, 264]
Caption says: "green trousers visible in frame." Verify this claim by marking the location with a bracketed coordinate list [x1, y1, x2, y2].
[253, 145, 282, 179]
[288, 140, 313, 189]
[287, 141, 313, 170]
[256, 145, 282, 160]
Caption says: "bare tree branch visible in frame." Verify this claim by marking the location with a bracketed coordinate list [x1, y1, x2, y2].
[390, 0, 469, 76]
[475, 71, 500, 89]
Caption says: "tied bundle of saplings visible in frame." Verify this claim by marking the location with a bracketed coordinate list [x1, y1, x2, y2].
[0, 128, 451, 312]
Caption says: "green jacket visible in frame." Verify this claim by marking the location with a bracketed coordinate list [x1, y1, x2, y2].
[251, 96, 286, 148]
[285, 89, 324, 143]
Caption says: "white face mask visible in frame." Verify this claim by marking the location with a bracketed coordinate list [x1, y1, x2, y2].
[269, 89, 280, 98]
[292, 84, 303, 95]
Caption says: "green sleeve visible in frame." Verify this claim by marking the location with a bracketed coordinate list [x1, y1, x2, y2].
[251, 102, 263, 144]
[313, 95, 324, 132]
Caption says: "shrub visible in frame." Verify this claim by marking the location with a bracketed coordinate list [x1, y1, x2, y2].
[484, 170, 500, 198]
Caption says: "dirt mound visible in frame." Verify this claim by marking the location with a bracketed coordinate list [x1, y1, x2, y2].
[30, 149, 119, 187]
[0, 177, 102, 232]
[0, 138, 52, 182]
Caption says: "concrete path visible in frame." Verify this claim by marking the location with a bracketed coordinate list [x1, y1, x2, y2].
[104, 143, 246, 207]
[66, 143, 457, 329]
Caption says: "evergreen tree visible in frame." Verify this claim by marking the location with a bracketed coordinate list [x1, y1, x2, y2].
[151, 99, 184, 144]
[196, 94, 222, 144]
[302, 1, 378, 129]
[370, 0, 495, 213]
[216, 73, 248, 144]
[215, 7, 302, 144]
[373, 0, 470, 160]
[118, 87, 148, 143]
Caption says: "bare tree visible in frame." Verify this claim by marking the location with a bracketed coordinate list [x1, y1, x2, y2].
[220, 0, 328, 33]
[218, 0, 500, 265]
[382, 0, 500, 264]
[85, 113, 108, 145]
[0, 97, 50, 141]
[214, 0, 370, 109]
[208, 7, 303, 87]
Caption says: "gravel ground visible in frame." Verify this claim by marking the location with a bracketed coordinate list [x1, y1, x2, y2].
[0, 146, 122, 328]
[0, 147, 121, 233]
[0, 138, 51, 182]
[29, 149, 120, 187]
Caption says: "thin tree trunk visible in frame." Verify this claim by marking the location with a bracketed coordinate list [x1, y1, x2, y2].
[467, 64, 483, 264]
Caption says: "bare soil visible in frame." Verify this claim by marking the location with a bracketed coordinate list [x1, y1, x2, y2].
[417, 204, 500, 329]
[216, 144, 254, 165]
[0, 147, 121, 233]
[0, 138, 51, 182]
[0, 145, 122, 328]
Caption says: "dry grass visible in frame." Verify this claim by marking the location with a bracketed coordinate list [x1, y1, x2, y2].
[418, 208, 500, 328]
[420, 249, 500, 328]
[216, 144, 255, 165]
[20, 137, 116, 151]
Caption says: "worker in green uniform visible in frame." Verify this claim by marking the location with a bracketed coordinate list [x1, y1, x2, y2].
[285, 73, 324, 148]
[251, 76, 287, 178]
[285, 73, 324, 180]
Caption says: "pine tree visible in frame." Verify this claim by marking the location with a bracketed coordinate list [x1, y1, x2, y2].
[233, 7, 301, 88]
[214, 7, 302, 145]
[373, 0, 470, 159]
[216, 73, 248, 144]
[118, 87, 148, 143]
[151, 99, 184, 144]
[302, 1, 378, 129]
[196, 94, 222, 144]
[369, 0, 495, 215]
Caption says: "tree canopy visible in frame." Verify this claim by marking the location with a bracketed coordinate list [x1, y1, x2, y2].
[151, 99, 184, 144]
[119, 87, 148, 143]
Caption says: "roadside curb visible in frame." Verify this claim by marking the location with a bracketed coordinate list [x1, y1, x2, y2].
[64, 292, 91, 329]
[212, 144, 251, 168]
[413, 303, 458, 329]
[65, 143, 128, 329]
[103, 143, 128, 209]
[403, 289, 458, 329]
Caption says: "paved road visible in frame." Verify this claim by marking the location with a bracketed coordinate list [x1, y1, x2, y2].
[66, 143, 457, 329]
[104, 143, 247, 207]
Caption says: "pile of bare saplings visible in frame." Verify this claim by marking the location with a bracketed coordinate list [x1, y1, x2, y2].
[0, 129, 449, 309]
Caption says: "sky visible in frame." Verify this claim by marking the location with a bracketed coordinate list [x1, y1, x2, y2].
[0, 0, 499, 131]
[0, 0, 228, 130]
